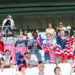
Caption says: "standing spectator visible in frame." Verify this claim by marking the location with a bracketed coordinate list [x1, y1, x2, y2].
[1, 50, 13, 71]
[2, 15, 15, 31]
[46, 23, 55, 36]
[54, 67, 61, 75]
[15, 35, 27, 62]
[24, 52, 38, 68]
[55, 30, 67, 63]
[4, 30, 16, 63]
[42, 33, 56, 63]
[28, 32, 42, 63]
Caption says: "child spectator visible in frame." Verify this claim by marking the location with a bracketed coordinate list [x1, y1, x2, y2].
[42, 33, 56, 63]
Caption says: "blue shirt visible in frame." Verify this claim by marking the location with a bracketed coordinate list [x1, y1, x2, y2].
[17, 59, 26, 65]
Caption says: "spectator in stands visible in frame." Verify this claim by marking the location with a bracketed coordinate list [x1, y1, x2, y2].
[46, 23, 55, 36]
[0, 35, 4, 55]
[56, 21, 66, 32]
[66, 26, 73, 36]
[55, 30, 67, 63]
[2, 15, 15, 34]
[1, 50, 13, 71]
[15, 35, 27, 62]
[17, 54, 26, 67]
[23, 30, 29, 40]
[36, 64, 47, 75]
[54, 66, 61, 75]
[72, 31, 75, 38]
[16, 64, 27, 75]
[42, 33, 56, 63]
[3, 30, 16, 63]
[28, 32, 42, 63]
[24, 52, 38, 68]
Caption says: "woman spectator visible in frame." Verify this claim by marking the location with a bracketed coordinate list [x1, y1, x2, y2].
[46, 23, 55, 36]
[23, 30, 29, 40]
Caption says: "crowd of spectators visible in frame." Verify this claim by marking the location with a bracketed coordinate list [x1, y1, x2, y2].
[0, 15, 75, 75]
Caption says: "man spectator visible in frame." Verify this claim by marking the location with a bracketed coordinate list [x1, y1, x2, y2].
[24, 52, 38, 68]
[36, 64, 47, 75]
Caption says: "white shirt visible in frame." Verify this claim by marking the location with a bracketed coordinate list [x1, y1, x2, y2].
[25, 54, 38, 64]
[2, 18, 14, 28]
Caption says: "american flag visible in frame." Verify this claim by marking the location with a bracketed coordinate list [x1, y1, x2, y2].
[55, 35, 74, 57]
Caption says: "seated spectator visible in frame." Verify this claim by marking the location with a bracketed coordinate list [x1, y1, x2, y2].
[46, 23, 55, 36]
[17, 54, 26, 67]
[36, 64, 47, 75]
[56, 21, 66, 32]
[23, 30, 29, 40]
[54, 67, 61, 75]
[1, 50, 13, 71]
[24, 52, 38, 68]
[16, 64, 27, 75]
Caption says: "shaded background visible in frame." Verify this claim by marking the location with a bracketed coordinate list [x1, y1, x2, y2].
[0, 0, 75, 32]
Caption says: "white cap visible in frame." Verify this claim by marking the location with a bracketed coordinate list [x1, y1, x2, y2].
[61, 27, 66, 31]
[67, 26, 71, 30]
[8, 15, 12, 18]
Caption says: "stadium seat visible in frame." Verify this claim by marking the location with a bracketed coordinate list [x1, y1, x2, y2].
[71, 73, 75, 75]
[30, 67, 39, 75]
[44, 64, 56, 75]
[58, 63, 72, 75]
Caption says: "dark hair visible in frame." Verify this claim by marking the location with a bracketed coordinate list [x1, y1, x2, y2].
[18, 64, 27, 71]
[19, 65, 25, 71]
[54, 66, 60, 74]
[24, 52, 31, 55]
[5, 50, 10, 53]
[19, 54, 24, 59]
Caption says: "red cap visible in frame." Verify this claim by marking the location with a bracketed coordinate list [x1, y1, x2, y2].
[18, 64, 24, 69]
